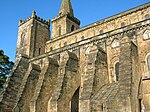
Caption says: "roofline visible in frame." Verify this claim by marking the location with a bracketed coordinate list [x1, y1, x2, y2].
[50, 2, 150, 42]
[82, 2, 150, 29]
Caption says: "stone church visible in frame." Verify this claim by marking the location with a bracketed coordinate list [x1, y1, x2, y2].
[0, 0, 150, 111]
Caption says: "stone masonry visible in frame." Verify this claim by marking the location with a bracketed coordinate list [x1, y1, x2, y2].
[0, 0, 150, 112]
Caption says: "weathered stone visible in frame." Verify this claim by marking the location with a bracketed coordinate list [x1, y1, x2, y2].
[0, 0, 150, 112]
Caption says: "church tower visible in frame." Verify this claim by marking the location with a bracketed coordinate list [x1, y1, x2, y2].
[51, 0, 80, 39]
[16, 11, 50, 59]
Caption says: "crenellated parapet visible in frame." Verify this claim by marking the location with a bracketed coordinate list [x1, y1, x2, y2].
[18, 10, 50, 27]
[16, 10, 50, 59]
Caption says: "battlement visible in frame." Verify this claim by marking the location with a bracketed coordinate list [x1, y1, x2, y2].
[18, 11, 50, 27]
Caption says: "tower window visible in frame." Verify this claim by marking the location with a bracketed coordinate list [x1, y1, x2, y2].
[147, 54, 150, 76]
[39, 48, 41, 55]
[71, 25, 75, 32]
[115, 62, 119, 81]
[144, 14, 150, 19]
[99, 30, 103, 34]
[59, 26, 61, 36]
[20, 32, 26, 47]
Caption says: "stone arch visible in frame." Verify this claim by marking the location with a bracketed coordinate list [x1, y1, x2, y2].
[146, 54, 150, 77]
[140, 48, 150, 78]
[143, 52, 150, 78]
[110, 56, 119, 82]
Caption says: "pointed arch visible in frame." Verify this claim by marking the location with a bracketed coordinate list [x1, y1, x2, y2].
[71, 87, 80, 112]
[115, 62, 119, 81]
[20, 32, 26, 47]
[147, 54, 150, 76]
[143, 29, 150, 40]
[111, 38, 120, 48]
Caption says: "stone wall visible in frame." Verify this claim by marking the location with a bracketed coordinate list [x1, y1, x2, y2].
[17, 64, 41, 112]
[0, 2, 150, 112]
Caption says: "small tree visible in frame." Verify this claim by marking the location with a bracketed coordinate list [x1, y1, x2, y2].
[0, 50, 14, 90]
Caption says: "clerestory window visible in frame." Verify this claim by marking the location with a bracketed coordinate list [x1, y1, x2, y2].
[121, 22, 125, 28]
[99, 30, 103, 34]
[144, 14, 150, 19]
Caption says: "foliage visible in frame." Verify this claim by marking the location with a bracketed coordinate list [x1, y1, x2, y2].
[0, 50, 14, 90]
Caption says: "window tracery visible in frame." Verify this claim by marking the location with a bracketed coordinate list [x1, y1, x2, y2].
[111, 38, 120, 48]
[143, 30, 150, 40]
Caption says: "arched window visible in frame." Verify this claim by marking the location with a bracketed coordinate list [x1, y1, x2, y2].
[147, 55, 150, 76]
[99, 30, 103, 34]
[115, 62, 119, 81]
[81, 36, 84, 40]
[145, 14, 150, 19]
[71, 25, 75, 32]
[39, 48, 41, 55]
[20, 32, 26, 47]
[58, 26, 61, 36]
[71, 87, 79, 112]
[111, 38, 120, 48]
[143, 30, 150, 40]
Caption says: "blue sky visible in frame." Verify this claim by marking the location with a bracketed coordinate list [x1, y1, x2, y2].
[0, 0, 149, 61]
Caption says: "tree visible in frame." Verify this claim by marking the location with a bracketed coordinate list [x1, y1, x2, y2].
[0, 50, 14, 90]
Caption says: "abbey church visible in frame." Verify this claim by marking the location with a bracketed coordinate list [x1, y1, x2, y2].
[0, 0, 150, 111]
